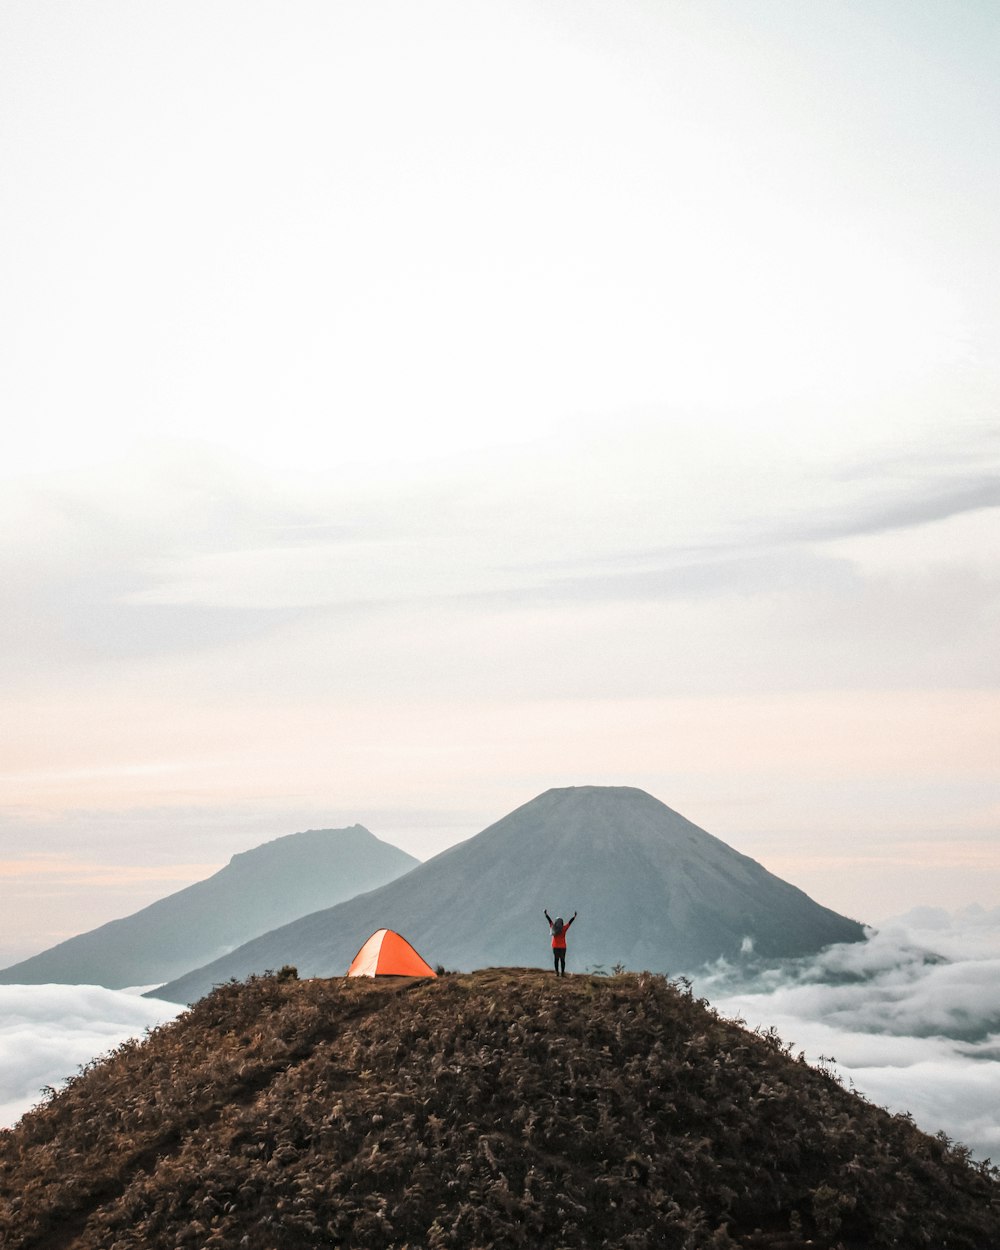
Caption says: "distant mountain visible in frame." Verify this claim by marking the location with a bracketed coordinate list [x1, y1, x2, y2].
[6, 970, 998, 1249]
[155, 786, 865, 1003]
[0, 826, 418, 989]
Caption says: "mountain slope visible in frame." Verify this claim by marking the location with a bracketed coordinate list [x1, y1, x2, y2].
[156, 786, 864, 1002]
[3, 969, 997, 1249]
[0, 826, 418, 989]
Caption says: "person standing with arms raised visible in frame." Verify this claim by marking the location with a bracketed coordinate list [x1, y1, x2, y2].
[544, 908, 577, 977]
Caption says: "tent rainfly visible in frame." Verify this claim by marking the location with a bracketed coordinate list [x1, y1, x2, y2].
[346, 928, 437, 978]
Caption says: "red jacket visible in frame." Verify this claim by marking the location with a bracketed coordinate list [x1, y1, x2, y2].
[546, 912, 575, 949]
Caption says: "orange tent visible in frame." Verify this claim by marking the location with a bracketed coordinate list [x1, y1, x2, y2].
[346, 928, 437, 978]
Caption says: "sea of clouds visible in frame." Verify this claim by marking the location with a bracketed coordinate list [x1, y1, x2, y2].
[0, 984, 182, 1128]
[700, 905, 1000, 1162]
[2, 910, 999, 1163]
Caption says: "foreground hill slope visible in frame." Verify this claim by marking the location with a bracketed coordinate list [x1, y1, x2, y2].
[2, 969, 997, 1250]
[0, 826, 418, 989]
[157, 786, 864, 1002]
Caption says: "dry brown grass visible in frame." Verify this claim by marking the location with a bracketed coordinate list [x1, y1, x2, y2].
[1, 967, 998, 1249]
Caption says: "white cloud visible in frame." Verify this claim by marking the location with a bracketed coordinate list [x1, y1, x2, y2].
[0, 984, 181, 1128]
[701, 910, 1000, 1160]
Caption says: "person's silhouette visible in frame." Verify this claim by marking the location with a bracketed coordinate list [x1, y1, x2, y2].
[544, 908, 577, 976]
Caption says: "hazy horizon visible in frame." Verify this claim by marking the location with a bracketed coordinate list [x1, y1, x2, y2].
[2, 1, 998, 965]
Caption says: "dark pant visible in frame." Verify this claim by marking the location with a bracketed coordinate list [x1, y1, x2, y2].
[553, 948, 566, 975]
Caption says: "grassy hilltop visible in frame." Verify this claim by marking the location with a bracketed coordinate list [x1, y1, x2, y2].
[2, 969, 998, 1250]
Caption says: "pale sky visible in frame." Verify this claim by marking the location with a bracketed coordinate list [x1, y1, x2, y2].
[1, 0, 998, 965]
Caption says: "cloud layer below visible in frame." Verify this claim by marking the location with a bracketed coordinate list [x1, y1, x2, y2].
[0, 984, 181, 1128]
[702, 907, 1000, 1161]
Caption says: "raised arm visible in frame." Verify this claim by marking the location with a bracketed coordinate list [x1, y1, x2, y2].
[544, 909, 552, 925]
[564, 911, 577, 930]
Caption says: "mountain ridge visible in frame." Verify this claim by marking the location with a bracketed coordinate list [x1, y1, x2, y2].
[0, 825, 418, 989]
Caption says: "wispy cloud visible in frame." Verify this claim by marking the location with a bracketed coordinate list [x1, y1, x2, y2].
[794, 474, 1000, 543]
[0, 853, 216, 887]
[3, 426, 997, 648]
